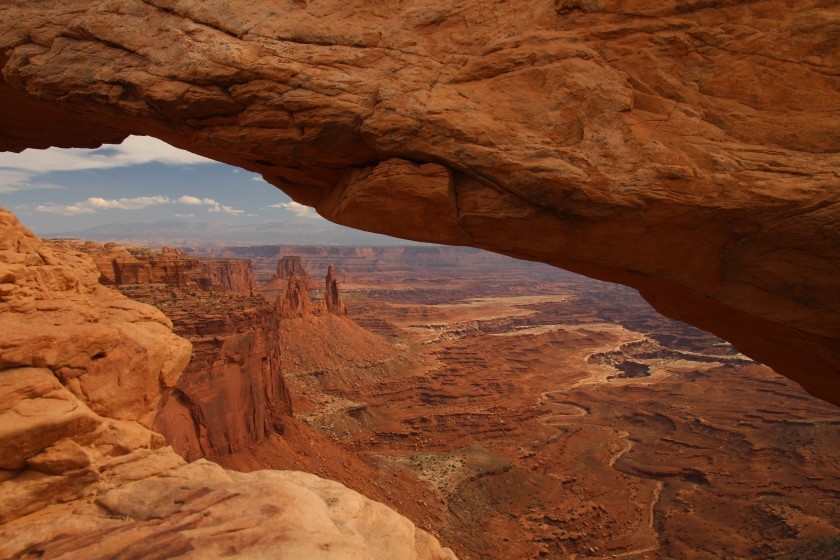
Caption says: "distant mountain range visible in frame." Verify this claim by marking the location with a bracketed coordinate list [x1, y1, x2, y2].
[44, 219, 425, 247]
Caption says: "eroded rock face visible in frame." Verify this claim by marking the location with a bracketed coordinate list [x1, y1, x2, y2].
[0, 208, 456, 560]
[275, 256, 309, 283]
[76, 242, 259, 296]
[0, 222, 192, 429]
[278, 273, 315, 319]
[0, 1, 838, 402]
[325, 265, 348, 316]
[153, 295, 290, 461]
[59, 240, 293, 462]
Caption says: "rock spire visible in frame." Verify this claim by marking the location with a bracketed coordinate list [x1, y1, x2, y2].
[325, 264, 347, 316]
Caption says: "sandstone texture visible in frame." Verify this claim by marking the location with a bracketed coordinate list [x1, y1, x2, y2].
[245, 245, 840, 560]
[0, 1, 838, 402]
[60, 240, 295, 461]
[154, 294, 291, 461]
[0, 208, 456, 560]
[76, 242, 259, 296]
[278, 272, 316, 319]
[266, 255, 309, 291]
[325, 264, 348, 316]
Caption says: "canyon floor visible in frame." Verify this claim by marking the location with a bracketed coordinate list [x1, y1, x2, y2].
[190, 247, 839, 560]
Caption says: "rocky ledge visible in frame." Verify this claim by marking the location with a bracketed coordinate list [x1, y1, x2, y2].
[0, 207, 456, 560]
[57, 240, 294, 462]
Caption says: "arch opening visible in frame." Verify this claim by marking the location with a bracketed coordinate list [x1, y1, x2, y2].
[2, 133, 837, 406]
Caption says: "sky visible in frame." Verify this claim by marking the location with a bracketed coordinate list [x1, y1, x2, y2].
[0, 136, 414, 246]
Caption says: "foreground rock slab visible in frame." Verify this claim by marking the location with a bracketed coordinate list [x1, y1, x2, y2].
[2, 460, 454, 560]
[0, 1, 838, 403]
[0, 207, 456, 560]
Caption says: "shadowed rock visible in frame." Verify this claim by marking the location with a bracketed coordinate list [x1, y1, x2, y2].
[0, 1, 838, 402]
[278, 272, 315, 319]
[325, 265, 348, 316]
[0, 208, 457, 560]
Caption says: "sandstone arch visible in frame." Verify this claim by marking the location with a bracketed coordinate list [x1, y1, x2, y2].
[2, 0, 838, 403]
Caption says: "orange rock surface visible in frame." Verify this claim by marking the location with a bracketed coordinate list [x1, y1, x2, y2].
[0, 208, 457, 560]
[55, 240, 293, 461]
[65, 242, 454, 541]
[1, 1, 837, 403]
[85, 242, 259, 295]
[230, 244, 839, 560]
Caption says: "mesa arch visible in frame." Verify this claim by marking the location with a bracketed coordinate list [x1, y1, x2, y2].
[1, 0, 838, 404]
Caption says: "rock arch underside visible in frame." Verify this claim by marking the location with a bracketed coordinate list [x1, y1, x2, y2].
[1, 0, 838, 404]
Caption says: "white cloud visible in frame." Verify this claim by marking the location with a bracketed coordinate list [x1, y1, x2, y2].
[0, 136, 214, 193]
[268, 201, 318, 219]
[207, 203, 244, 215]
[0, 169, 65, 193]
[35, 195, 172, 216]
[87, 195, 171, 210]
[36, 203, 96, 215]
[175, 213, 196, 218]
[178, 195, 217, 206]
[175, 194, 242, 214]
[31, 192, 245, 216]
[0, 136, 213, 174]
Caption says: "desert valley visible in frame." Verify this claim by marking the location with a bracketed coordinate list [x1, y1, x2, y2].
[18, 234, 834, 560]
[2, 1, 839, 558]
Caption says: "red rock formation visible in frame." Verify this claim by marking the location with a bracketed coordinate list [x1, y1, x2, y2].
[69, 242, 259, 296]
[154, 298, 290, 461]
[0, 207, 456, 560]
[277, 273, 314, 319]
[275, 255, 308, 281]
[0, 2, 837, 403]
[261, 255, 314, 303]
[325, 264, 348, 316]
[273, 257, 348, 318]
[60, 240, 292, 461]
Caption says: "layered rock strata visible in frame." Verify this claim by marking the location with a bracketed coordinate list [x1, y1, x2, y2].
[154, 296, 290, 461]
[1, 1, 838, 402]
[0, 207, 456, 559]
[77, 242, 259, 296]
[274, 258, 349, 318]
[278, 273, 315, 319]
[274, 256, 309, 286]
[59, 240, 293, 462]
[261, 255, 313, 299]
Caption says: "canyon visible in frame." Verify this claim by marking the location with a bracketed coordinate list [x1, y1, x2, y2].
[50, 240, 293, 461]
[75, 239, 837, 558]
[1, 0, 839, 403]
[205, 244, 840, 559]
[0, 208, 456, 559]
[1, 1, 839, 557]
[2, 210, 839, 558]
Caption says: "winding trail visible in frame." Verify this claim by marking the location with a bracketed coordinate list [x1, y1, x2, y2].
[609, 481, 665, 559]
[609, 430, 634, 468]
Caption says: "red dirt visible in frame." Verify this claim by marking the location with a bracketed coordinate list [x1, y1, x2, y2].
[242, 246, 840, 560]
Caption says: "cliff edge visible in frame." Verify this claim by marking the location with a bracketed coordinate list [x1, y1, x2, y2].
[0, 207, 456, 560]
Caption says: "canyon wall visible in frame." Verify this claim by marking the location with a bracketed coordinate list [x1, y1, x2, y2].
[274, 258, 350, 319]
[84, 242, 258, 296]
[0, 1, 838, 403]
[273, 255, 309, 284]
[154, 298, 289, 461]
[57, 241, 293, 462]
[0, 207, 456, 559]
